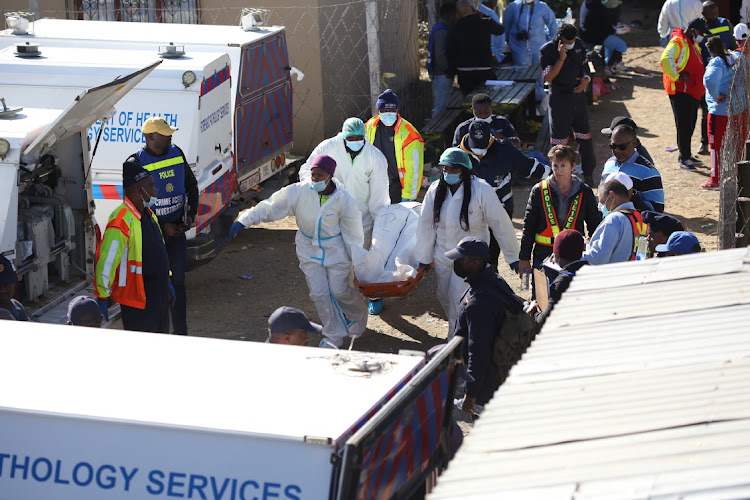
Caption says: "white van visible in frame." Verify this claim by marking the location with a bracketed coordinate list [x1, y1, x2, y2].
[0, 61, 158, 319]
[0, 44, 235, 266]
[0, 17, 295, 204]
[0, 323, 462, 499]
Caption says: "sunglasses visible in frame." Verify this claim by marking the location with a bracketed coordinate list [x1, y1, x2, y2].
[609, 141, 632, 151]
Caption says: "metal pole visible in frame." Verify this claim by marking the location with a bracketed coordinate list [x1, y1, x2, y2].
[737, 160, 750, 247]
[365, 0, 382, 116]
[28, 0, 40, 19]
[427, 0, 437, 29]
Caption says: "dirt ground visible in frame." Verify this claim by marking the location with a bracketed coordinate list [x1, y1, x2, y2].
[179, 30, 721, 429]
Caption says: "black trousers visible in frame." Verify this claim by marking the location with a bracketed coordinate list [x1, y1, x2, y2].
[700, 96, 709, 145]
[165, 233, 188, 335]
[669, 92, 700, 161]
[457, 69, 493, 95]
[549, 91, 596, 177]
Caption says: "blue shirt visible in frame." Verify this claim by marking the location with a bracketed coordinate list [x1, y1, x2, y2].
[478, 3, 506, 62]
[602, 151, 665, 212]
[704, 52, 748, 116]
[583, 202, 637, 265]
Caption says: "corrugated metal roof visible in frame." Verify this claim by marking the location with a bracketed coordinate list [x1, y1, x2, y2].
[429, 247, 750, 499]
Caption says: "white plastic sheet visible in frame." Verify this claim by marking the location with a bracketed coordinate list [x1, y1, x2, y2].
[351, 202, 422, 283]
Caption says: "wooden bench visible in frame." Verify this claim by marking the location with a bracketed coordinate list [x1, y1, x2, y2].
[495, 64, 542, 83]
[463, 82, 536, 114]
[421, 90, 466, 163]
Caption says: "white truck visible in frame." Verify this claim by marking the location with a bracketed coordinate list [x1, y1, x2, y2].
[0, 42, 237, 266]
[0, 61, 159, 320]
[0, 324, 462, 499]
[0, 16, 296, 207]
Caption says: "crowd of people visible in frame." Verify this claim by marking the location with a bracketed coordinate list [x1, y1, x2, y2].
[0, 0, 731, 418]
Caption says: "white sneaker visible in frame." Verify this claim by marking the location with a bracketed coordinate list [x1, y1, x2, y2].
[614, 61, 629, 71]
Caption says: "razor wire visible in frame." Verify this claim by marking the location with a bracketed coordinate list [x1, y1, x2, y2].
[56, 0, 434, 155]
[718, 49, 750, 249]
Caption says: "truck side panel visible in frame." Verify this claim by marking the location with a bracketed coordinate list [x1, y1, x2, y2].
[234, 83, 293, 185]
[234, 32, 293, 191]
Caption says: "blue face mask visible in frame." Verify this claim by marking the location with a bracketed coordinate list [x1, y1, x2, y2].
[346, 139, 365, 152]
[311, 179, 329, 192]
[141, 188, 157, 209]
[380, 112, 398, 127]
[598, 194, 612, 217]
[444, 172, 462, 185]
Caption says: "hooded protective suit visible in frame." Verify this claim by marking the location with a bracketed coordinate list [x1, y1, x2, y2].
[503, 0, 557, 101]
[236, 178, 367, 346]
[657, 0, 702, 39]
[300, 134, 390, 246]
[414, 176, 520, 334]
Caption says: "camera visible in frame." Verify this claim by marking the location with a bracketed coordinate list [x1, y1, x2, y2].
[516, 31, 529, 41]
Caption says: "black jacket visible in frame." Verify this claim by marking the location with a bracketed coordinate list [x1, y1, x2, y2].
[579, 0, 616, 46]
[520, 178, 602, 262]
[455, 266, 523, 405]
[447, 13, 504, 70]
[539, 38, 589, 93]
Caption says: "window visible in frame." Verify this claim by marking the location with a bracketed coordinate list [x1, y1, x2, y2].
[74, 0, 198, 24]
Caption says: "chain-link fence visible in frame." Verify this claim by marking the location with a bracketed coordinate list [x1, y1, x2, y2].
[718, 49, 750, 249]
[51, 0, 433, 155]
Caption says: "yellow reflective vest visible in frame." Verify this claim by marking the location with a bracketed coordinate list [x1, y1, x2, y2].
[365, 114, 425, 200]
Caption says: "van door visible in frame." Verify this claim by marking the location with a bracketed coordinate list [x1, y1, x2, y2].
[24, 60, 162, 157]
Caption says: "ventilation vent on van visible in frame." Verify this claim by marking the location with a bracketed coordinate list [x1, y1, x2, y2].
[158, 43, 185, 58]
[0, 98, 23, 119]
[15, 42, 40, 58]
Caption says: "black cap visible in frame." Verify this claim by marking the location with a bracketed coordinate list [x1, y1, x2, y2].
[122, 160, 151, 189]
[642, 211, 684, 235]
[467, 121, 492, 149]
[687, 17, 708, 33]
[268, 306, 323, 335]
[444, 236, 490, 260]
[601, 116, 637, 135]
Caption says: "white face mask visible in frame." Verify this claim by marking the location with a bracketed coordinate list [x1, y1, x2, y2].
[474, 115, 493, 123]
[345, 139, 365, 152]
[524, 0, 534, 4]
[470, 147, 488, 157]
[379, 112, 398, 127]
[564, 42, 575, 50]
[694, 35, 705, 44]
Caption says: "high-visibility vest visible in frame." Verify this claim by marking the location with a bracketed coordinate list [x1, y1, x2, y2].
[365, 114, 424, 200]
[94, 197, 163, 309]
[617, 208, 649, 261]
[660, 30, 704, 99]
[135, 145, 186, 223]
[534, 179, 583, 247]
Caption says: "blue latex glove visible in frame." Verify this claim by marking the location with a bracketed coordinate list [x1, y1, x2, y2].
[401, 197, 410, 202]
[168, 281, 176, 307]
[229, 221, 244, 239]
[660, 35, 670, 48]
[509, 261, 520, 273]
[98, 298, 110, 322]
[418, 262, 432, 272]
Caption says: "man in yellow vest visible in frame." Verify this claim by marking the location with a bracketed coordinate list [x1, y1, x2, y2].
[365, 89, 425, 203]
[94, 161, 173, 333]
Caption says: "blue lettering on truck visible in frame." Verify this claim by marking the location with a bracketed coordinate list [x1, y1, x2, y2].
[0, 453, 302, 499]
[200, 103, 230, 133]
[87, 111, 180, 143]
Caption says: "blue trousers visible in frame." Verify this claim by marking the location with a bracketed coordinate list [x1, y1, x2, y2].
[603, 34, 627, 65]
[432, 74, 454, 117]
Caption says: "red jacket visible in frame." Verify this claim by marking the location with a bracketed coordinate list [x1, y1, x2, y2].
[660, 28, 705, 101]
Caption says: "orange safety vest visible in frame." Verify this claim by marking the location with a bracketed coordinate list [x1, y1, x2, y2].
[618, 208, 649, 261]
[534, 179, 583, 247]
[94, 197, 163, 309]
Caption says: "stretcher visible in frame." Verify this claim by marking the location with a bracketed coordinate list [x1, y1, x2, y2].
[353, 266, 430, 298]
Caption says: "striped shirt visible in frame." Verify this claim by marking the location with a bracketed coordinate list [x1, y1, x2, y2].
[602, 151, 665, 213]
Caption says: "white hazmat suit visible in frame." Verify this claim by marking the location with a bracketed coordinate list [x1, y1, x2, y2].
[300, 134, 390, 246]
[236, 178, 367, 346]
[657, 0, 702, 38]
[414, 176, 520, 334]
